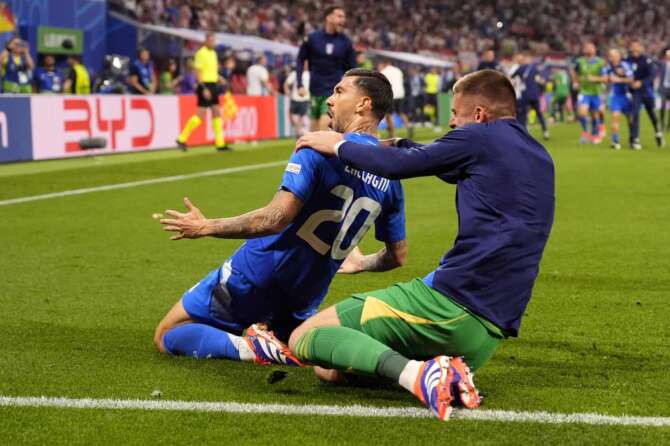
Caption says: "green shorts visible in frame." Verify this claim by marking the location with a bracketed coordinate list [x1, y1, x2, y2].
[336, 278, 502, 371]
[310, 95, 329, 120]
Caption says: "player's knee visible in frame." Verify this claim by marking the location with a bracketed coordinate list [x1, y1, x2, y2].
[288, 324, 309, 353]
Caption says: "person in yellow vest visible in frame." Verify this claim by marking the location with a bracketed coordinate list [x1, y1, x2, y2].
[423, 66, 441, 125]
[1, 37, 34, 93]
[176, 31, 230, 152]
[63, 55, 90, 94]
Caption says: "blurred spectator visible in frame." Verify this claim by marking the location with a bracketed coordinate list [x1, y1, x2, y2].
[34, 54, 64, 94]
[246, 54, 274, 96]
[378, 59, 409, 138]
[178, 57, 197, 94]
[284, 61, 310, 137]
[477, 49, 503, 72]
[1, 37, 33, 93]
[128, 48, 157, 94]
[219, 55, 235, 92]
[159, 58, 179, 94]
[406, 65, 425, 124]
[550, 67, 569, 122]
[659, 49, 670, 132]
[63, 55, 91, 94]
[356, 51, 373, 70]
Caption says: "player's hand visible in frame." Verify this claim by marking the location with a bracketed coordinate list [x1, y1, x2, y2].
[337, 247, 364, 274]
[160, 197, 209, 240]
[295, 131, 343, 156]
[632, 80, 642, 89]
[202, 87, 212, 101]
[298, 87, 306, 97]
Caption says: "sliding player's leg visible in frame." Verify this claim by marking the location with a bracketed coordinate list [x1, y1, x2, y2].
[154, 262, 255, 361]
[289, 279, 500, 419]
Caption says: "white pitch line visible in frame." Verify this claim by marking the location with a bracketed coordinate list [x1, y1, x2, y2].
[1, 396, 669, 427]
[0, 160, 286, 207]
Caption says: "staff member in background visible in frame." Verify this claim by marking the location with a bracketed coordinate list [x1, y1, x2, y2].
[296, 5, 356, 131]
[34, 54, 64, 94]
[63, 55, 90, 94]
[129, 48, 157, 95]
[512, 51, 549, 140]
[378, 59, 410, 138]
[424, 66, 441, 125]
[1, 37, 33, 93]
[176, 31, 230, 153]
[246, 54, 274, 96]
[178, 57, 197, 94]
[284, 61, 310, 138]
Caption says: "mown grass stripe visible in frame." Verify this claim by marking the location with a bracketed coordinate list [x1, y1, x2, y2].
[1, 396, 668, 427]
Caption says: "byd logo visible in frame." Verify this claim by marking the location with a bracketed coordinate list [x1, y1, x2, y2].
[63, 98, 154, 151]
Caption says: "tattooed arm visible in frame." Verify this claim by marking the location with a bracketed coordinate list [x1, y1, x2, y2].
[338, 240, 408, 274]
[160, 192, 303, 240]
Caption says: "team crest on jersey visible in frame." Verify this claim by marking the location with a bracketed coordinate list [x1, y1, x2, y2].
[286, 162, 302, 174]
[326, 43, 334, 55]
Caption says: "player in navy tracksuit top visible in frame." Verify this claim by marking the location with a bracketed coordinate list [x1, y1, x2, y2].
[296, 5, 356, 130]
[512, 53, 549, 139]
[626, 41, 664, 148]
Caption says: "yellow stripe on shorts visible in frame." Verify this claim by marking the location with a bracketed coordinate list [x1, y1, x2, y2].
[360, 296, 469, 326]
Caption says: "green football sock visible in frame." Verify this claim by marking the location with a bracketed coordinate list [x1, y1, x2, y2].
[294, 327, 409, 378]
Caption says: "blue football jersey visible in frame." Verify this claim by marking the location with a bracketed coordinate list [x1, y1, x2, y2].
[230, 132, 405, 316]
[606, 62, 633, 97]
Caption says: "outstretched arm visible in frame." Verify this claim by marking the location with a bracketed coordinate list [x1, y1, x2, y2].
[338, 240, 407, 273]
[160, 192, 304, 240]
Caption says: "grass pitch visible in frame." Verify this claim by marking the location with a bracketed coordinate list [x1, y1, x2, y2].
[1, 122, 669, 444]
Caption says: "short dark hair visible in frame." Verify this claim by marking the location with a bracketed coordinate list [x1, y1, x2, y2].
[343, 68, 393, 120]
[452, 69, 516, 118]
[324, 5, 344, 19]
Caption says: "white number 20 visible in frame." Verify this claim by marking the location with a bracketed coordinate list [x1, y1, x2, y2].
[297, 185, 382, 260]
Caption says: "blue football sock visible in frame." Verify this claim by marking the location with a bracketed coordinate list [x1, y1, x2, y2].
[591, 117, 598, 136]
[578, 116, 588, 132]
[163, 323, 242, 360]
[612, 133, 620, 143]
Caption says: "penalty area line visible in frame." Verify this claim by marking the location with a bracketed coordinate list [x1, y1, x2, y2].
[0, 160, 287, 207]
[1, 396, 669, 427]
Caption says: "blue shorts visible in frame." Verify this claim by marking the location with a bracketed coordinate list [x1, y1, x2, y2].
[610, 94, 630, 114]
[181, 261, 310, 341]
[578, 94, 601, 112]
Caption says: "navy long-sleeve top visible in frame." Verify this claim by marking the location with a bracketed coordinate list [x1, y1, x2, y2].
[296, 28, 356, 97]
[335, 119, 555, 336]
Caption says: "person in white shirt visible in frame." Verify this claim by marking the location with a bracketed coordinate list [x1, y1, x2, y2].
[284, 62, 311, 137]
[246, 54, 274, 96]
[378, 59, 410, 137]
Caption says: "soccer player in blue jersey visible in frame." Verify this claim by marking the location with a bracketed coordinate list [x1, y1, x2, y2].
[626, 41, 664, 149]
[128, 48, 156, 95]
[296, 5, 356, 131]
[154, 69, 407, 365]
[294, 69, 555, 421]
[603, 49, 634, 150]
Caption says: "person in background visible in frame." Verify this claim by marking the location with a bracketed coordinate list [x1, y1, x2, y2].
[296, 5, 356, 130]
[657, 49, 670, 132]
[246, 54, 274, 96]
[423, 66, 441, 125]
[512, 51, 549, 139]
[128, 48, 157, 95]
[626, 40, 664, 149]
[176, 31, 230, 152]
[34, 54, 64, 94]
[550, 67, 569, 123]
[356, 51, 373, 70]
[1, 37, 33, 93]
[219, 55, 235, 92]
[407, 65, 425, 125]
[378, 59, 410, 138]
[284, 61, 310, 138]
[477, 49, 503, 72]
[178, 57, 197, 94]
[159, 58, 179, 94]
[63, 55, 90, 94]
